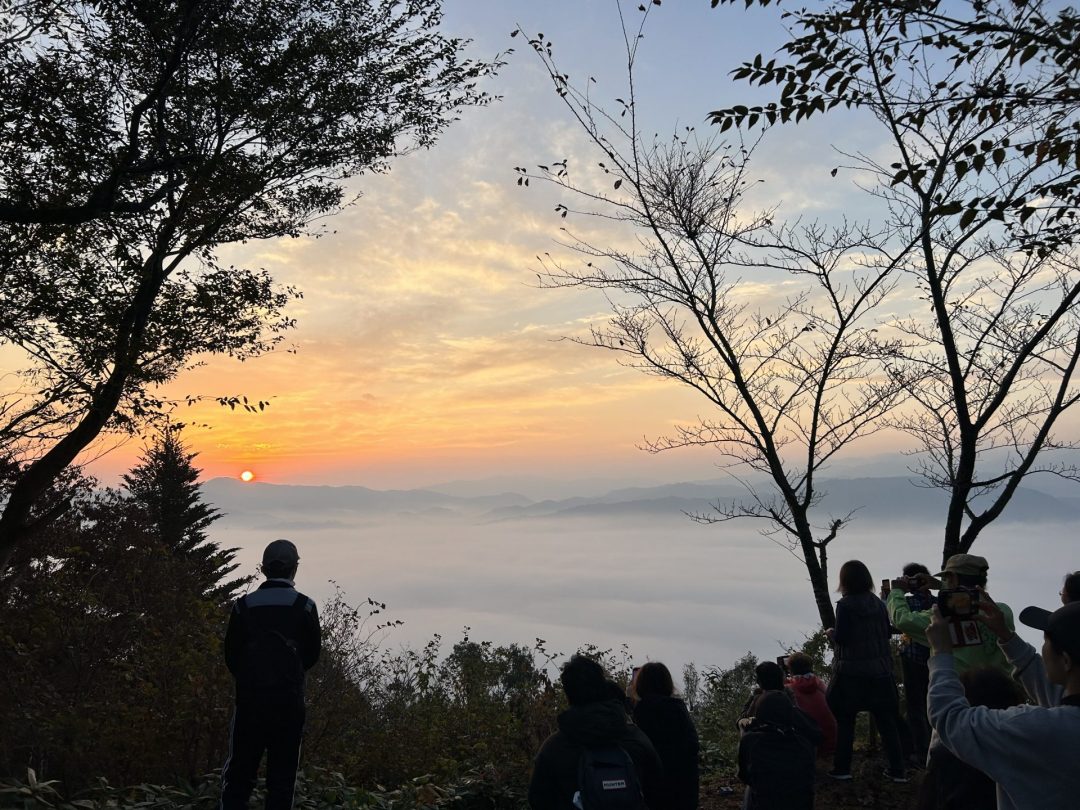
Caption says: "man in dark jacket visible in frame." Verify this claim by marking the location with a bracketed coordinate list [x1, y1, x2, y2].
[529, 655, 663, 810]
[221, 539, 321, 810]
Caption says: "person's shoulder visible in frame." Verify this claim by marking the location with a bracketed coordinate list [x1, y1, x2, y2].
[622, 721, 660, 755]
[985, 701, 1080, 734]
[535, 729, 567, 757]
[635, 694, 688, 718]
[294, 589, 318, 612]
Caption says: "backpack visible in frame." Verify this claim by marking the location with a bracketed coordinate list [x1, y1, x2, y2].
[739, 725, 815, 810]
[576, 746, 646, 810]
[238, 592, 309, 693]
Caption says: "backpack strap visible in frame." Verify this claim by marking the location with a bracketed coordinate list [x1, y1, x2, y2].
[234, 592, 307, 615]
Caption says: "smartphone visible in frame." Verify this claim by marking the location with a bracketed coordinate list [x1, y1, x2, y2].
[939, 587, 980, 619]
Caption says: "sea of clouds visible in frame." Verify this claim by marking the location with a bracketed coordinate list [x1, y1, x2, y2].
[205, 476, 1076, 676]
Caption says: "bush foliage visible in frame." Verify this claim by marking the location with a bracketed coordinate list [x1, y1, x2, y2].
[1, 436, 844, 803]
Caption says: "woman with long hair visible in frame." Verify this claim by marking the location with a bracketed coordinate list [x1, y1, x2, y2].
[825, 560, 906, 782]
[631, 662, 699, 810]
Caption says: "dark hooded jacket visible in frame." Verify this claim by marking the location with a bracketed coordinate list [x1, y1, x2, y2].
[528, 698, 664, 810]
[737, 693, 815, 810]
[632, 696, 699, 810]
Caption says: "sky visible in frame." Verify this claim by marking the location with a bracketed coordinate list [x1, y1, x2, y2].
[72, 0, 898, 489]
[11, 0, 1078, 670]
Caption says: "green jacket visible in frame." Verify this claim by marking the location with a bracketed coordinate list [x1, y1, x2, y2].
[886, 588, 1014, 674]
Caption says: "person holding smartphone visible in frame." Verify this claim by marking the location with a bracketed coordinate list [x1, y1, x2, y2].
[887, 555, 1015, 677]
[925, 601, 1080, 809]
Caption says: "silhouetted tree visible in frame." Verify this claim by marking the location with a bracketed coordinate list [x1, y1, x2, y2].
[516, 7, 902, 628]
[710, 0, 1080, 565]
[0, 0, 502, 576]
[0, 475, 234, 786]
[123, 425, 248, 604]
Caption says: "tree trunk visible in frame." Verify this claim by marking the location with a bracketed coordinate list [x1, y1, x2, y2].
[795, 513, 836, 629]
[0, 252, 166, 576]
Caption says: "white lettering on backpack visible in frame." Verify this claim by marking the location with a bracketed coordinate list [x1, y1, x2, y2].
[601, 780, 627, 791]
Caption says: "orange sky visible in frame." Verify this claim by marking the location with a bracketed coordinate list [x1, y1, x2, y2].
[73, 2, 912, 489]
[29, 0, 1072, 491]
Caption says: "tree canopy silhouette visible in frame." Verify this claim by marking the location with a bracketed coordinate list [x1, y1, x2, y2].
[0, 0, 502, 576]
[710, 0, 1080, 565]
[516, 5, 903, 628]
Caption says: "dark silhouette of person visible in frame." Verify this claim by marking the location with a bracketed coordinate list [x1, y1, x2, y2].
[826, 559, 907, 782]
[631, 662, 699, 810]
[784, 652, 837, 758]
[895, 561, 935, 765]
[220, 539, 320, 810]
[736, 661, 795, 727]
[528, 655, 663, 810]
[1061, 571, 1080, 604]
[916, 667, 1022, 810]
[737, 691, 816, 810]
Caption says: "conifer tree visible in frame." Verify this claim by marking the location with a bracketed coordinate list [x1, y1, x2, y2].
[123, 426, 248, 603]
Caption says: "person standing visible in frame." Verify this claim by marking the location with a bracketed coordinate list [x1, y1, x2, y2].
[784, 652, 837, 758]
[887, 555, 1015, 676]
[631, 662, 699, 810]
[737, 692, 816, 810]
[221, 539, 321, 810]
[528, 655, 663, 810]
[826, 560, 907, 782]
[893, 562, 935, 765]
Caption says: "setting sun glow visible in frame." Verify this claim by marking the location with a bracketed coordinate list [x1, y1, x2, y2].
[239, 470, 255, 482]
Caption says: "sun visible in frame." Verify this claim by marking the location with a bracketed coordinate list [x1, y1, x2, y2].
[239, 470, 255, 482]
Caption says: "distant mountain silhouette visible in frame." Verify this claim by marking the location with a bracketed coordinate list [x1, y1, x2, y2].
[202, 475, 1080, 527]
[202, 478, 531, 521]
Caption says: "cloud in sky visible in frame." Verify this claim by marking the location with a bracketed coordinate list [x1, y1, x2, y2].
[45, 0, 1060, 491]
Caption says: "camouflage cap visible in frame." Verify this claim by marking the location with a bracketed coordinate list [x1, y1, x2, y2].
[934, 553, 989, 578]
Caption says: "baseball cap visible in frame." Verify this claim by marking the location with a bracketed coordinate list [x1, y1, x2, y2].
[935, 553, 989, 579]
[1019, 601, 1080, 658]
[262, 538, 300, 568]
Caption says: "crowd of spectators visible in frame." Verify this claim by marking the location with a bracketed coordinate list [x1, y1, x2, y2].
[523, 561, 1080, 810]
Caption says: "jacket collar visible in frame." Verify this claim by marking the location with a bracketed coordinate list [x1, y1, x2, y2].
[260, 578, 296, 588]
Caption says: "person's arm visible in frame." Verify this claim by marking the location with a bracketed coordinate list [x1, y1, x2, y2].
[527, 746, 559, 810]
[927, 653, 1042, 785]
[735, 691, 756, 729]
[925, 604, 1040, 785]
[832, 599, 850, 644]
[736, 734, 752, 785]
[302, 599, 321, 670]
[223, 600, 244, 676]
[630, 730, 665, 810]
[1001, 633, 1063, 706]
[982, 594, 1063, 707]
[887, 587, 931, 641]
[792, 707, 823, 746]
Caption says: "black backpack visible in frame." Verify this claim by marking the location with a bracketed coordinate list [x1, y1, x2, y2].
[238, 593, 309, 693]
[576, 746, 646, 810]
[740, 725, 815, 810]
